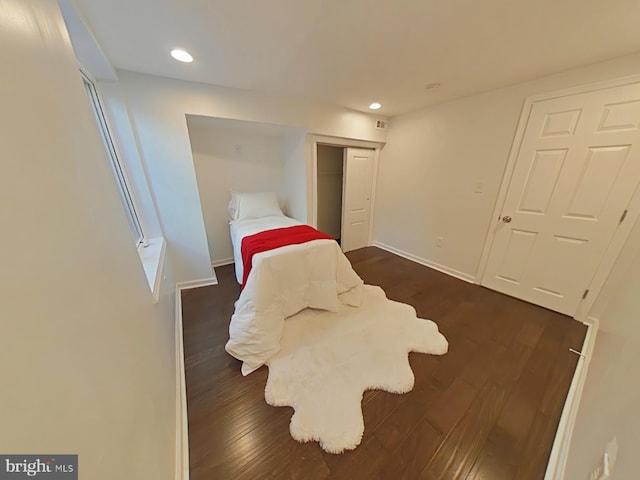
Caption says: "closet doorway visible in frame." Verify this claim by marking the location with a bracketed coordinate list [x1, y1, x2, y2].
[314, 142, 377, 253]
[316, 145, 344, 243]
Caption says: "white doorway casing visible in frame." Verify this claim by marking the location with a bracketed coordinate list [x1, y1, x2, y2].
[478, 75, 640, 320]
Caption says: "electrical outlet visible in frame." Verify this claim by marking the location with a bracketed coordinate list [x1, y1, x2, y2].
[474, 180, 485, 194]
[589, 437, 618, 480]
[436, 237, 444, 248]
[589, 453, 611, 480]
[605, 437, 618, 472]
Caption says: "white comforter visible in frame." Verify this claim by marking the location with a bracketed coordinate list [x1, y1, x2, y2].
[230, 215, 302, 284]
[225, 238, 363, 375]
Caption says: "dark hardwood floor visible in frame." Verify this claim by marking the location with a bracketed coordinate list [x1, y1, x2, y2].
[181, 247, 586, 479]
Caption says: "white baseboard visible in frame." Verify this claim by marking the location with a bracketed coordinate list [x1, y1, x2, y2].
[211, 258, 234, 268]
[544, 316, 600, 480]
[174, 285, 189, 480]
[175, 277, 218, 291]
[371, 241, 476, 283]
[173, 277, 219, 480]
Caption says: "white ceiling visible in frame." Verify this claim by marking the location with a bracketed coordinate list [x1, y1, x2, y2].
[73, 0, 640, 116]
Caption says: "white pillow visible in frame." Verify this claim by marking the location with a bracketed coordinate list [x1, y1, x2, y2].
[228, 191, 284, 221]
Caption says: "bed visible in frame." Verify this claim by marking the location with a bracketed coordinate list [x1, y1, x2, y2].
[224, 192, 364, 375]
[230, 214, 302, 284]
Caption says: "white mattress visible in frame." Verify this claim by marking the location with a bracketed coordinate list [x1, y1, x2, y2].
[230, 215, 303, 284]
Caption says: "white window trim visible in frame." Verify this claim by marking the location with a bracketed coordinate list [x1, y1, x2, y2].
[80, 68, 166, 301]
[139, 236, 166, 303]
[81, 69, 146, 246]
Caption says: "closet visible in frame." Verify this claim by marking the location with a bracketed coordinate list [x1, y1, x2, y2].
[316, 144, 375, 253]
[316, 145, 344, 242]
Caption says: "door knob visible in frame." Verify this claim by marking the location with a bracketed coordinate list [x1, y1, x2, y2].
[501, 215, 512, 223]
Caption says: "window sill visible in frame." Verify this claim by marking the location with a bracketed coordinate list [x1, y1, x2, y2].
[138, 236, 166, 303]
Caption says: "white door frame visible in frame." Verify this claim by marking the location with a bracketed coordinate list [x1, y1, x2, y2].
[477, 73, 640, 321]
[307, 134, 382, 247]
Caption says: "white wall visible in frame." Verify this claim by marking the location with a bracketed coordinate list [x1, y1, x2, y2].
[117, 70, 388, 283]
[0, 2, 176, 479]
[564, 215, 640, 479]
[98, 81, 165, 240]
[283, 133, 309, 224]
[374, 52, 640, 279]
[187, 116, 302, 264]
[373, 51, 640, 480]
[317, 145, 344, 238]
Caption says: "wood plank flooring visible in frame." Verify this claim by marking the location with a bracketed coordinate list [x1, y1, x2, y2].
[182, 247, 586, 479]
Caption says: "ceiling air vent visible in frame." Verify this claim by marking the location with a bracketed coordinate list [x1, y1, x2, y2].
[375, 119, 388, 130]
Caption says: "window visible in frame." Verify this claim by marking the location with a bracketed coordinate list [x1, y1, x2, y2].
[81, 71, 145, 246]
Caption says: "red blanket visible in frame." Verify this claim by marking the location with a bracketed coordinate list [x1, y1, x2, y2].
[240, 225, 334, 288]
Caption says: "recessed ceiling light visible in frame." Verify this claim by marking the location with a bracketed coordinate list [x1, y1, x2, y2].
[170, 48, 193, 63]
[368, 102, 382, 110]
[426, 83, 441, 90]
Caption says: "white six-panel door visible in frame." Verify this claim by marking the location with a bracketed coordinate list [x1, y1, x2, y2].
[483, 82, 640, 315]
[341, 148, 374, 253]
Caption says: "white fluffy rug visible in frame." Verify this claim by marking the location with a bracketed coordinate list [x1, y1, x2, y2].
[264, 284, 448, 454]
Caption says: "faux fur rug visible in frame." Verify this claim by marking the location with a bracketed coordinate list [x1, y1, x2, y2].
[264, 284, 448, 454]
